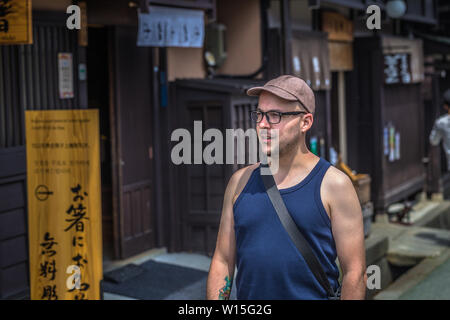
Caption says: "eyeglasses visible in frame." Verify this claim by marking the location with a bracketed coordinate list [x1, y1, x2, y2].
[249, 110, 307, 124]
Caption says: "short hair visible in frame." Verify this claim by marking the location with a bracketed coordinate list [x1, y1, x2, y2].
[444, 89, 450, 106]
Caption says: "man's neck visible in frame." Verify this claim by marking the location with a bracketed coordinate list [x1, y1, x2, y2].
[271, 142, 319, 181]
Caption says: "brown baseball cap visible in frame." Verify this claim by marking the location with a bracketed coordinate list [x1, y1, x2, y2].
[246, 75, 315, 114]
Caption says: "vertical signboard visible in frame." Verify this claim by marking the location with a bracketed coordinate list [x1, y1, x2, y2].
[58, 53, 75, 99]
[26, 109, 102, 300]
[0, 0, 32, 44]
[78, 1, 88, 47]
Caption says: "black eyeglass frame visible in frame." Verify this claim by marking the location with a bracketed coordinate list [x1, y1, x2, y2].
[249, 110, 308, 124]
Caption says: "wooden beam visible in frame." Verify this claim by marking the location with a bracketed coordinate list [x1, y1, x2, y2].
[152, 48, 165, 248]
[148, 0, 215, 10]
[140, 0, 150, 13]
[280, 0, 292, 74]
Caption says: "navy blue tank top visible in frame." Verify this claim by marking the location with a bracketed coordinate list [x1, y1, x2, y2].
[233, 157, 340, 300]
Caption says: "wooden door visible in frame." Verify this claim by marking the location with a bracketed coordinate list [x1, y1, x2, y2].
[110, 26, 155, 259]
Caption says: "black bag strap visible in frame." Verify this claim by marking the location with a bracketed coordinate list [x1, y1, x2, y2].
[260, 166, 338, 299]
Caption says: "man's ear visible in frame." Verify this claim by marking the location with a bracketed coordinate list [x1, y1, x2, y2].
[300, 114, 314, 133]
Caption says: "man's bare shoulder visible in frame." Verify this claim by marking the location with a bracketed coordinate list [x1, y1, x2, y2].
[228, 163, 260, 205]
[321, 166, 355, 206]
[321, 165, 360, 219]
[322, 165, 354, 191]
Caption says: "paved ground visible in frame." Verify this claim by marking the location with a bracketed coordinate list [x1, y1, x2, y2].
[372, 200, 450, 300]
[399, 257, 450, 299]
[103, 199, 450, 300]
[103, 251, 238, 300]
[374, 248, 450, 300]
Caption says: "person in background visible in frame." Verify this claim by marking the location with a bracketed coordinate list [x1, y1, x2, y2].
[430, 89, 450, 171]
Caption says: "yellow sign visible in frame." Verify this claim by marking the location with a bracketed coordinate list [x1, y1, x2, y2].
[26, 109, 102, 300]
[0, 0, 32, 44]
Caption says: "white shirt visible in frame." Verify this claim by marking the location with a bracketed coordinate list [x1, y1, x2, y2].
[430, 114, 450, 170]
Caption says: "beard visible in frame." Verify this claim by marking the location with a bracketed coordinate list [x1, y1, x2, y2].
[258, 128, 301, 160]
[279, 136, 300, 156]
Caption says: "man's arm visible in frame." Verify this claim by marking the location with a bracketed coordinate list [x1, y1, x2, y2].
[322, 167, 367, 300]
[429, 120, 443, 146]
[206, 165, 255, 300]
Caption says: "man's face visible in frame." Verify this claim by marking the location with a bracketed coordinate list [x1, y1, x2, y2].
[444, 103, 449, 113]
[256, 91, 313, 157]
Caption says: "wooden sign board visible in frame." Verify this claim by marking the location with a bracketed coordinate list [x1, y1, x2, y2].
[0, 0, 32, 44]
[382, 37, 424, 83]
[26, 109, 103, 300]
[322, 11, 353, 42]
[322, 11, 354, 71]
[329, 41, 353, 71]
[78, 1, 88, 47]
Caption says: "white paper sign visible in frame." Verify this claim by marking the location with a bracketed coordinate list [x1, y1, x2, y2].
[58, 53, 74, 99]
[395, 132, 401, 160]
[293, 56, 301, 73]
[137, 6, 204, 48]
[384, 53, 411, 85]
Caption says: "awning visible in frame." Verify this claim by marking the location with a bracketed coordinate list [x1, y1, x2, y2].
[414, 32, 450, 56]
[291, 31, 331, 91]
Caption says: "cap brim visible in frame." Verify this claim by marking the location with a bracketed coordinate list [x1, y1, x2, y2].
[246, 86, 297, 102]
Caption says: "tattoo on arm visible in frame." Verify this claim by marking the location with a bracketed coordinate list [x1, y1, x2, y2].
[218, 275, 232, 300]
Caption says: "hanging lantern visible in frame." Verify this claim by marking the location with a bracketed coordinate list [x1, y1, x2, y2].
[386, 0, 407, 19]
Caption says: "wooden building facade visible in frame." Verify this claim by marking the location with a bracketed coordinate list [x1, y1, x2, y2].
[0, 0, 445, 299]
[0, 8, 85, 299]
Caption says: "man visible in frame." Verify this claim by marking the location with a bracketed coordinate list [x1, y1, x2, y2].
[206, 75, 367, 300]
[429, 89, 450, 171]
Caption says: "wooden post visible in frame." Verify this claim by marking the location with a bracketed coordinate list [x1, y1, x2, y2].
[338, 71, 348, 163]
[280, 0, 292, 74]
[140, 0, 149, 13]
[152, 47, 165, 248]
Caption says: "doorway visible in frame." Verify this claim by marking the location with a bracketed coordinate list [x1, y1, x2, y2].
[87, 27, 114, 261]
[87, 26, 157, 261]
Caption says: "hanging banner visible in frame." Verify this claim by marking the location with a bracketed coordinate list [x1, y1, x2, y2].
[26, 109, 102, 300]
[0, 0, 32, 44]
[58, 53, 75, 99]
[384, 53, 412, 85]
[382, 37, 424, 83]
[137, 5, 204, 47]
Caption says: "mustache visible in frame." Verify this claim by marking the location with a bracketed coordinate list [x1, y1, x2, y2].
[257, 129, 278, 138]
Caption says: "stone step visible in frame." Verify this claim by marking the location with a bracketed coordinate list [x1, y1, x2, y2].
[374, 248, 450, 300]
[370, 222, 450, 267]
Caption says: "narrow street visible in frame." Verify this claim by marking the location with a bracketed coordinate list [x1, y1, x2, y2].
[1, 0, 450, 302]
